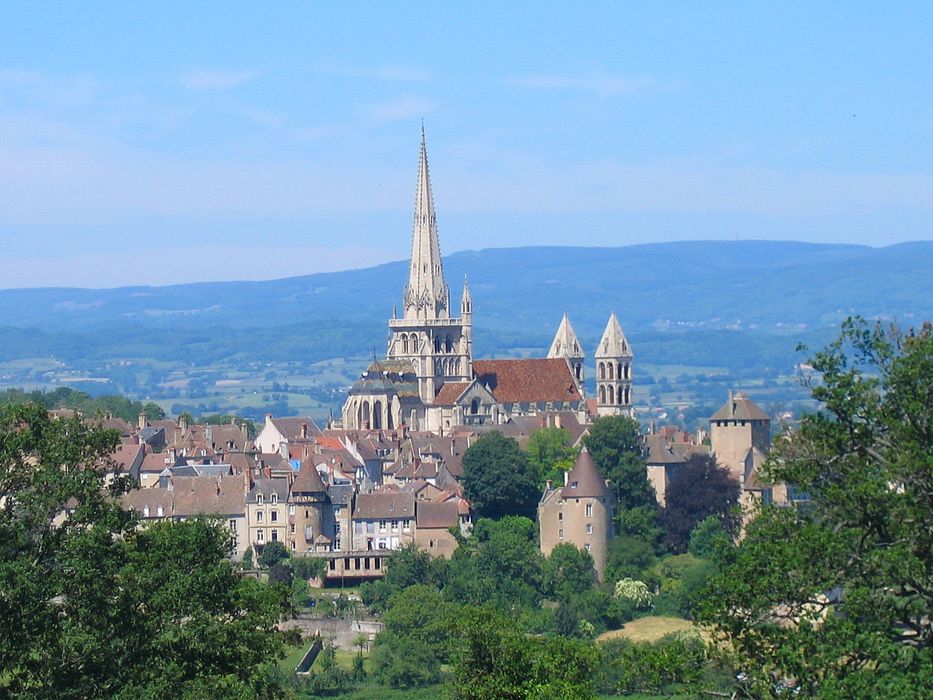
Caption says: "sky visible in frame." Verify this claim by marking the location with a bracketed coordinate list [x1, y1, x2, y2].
[1, 2, 931, 288]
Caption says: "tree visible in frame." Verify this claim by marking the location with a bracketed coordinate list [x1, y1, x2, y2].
[687, 515, 731, 559]
[525, 426, 577, 486]
[0, 403, 293, 698]
[462, 432, 540, 519]
[383, 541, 432, 590]
[582, 416, 651, 508]
[258, 540, 289, 568]
[473, 517, 546, 609]
[583, 417, 659, 541]
[449, 608, 599, 700]
[142, 401, 166, 420]
[661, 453, 740, 553]
[543, 543, 596, 600]
[699, 319, 933, 698]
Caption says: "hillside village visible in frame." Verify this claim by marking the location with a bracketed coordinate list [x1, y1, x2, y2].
[79, 133, 791, 581]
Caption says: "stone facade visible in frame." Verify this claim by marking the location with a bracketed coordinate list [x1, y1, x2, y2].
[538, 448, 616, 581]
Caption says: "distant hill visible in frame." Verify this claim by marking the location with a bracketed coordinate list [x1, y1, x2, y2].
[1, 240, 930, 343]
[2, 240, 929, 418]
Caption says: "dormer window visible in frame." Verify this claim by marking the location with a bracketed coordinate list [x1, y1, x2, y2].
[570, 481, 578, 489]
[271, 493, 278, 504]
[257, 494, 264, 505]
[157, 506, 164, 517]
[143, 506, 150, 517]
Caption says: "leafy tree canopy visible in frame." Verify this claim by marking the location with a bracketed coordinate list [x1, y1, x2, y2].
[661, 453, 740, 553]
[583, 415, 656, 511]
[0, 403, 291, 698]
[700, 319, 933, 698]
[258, 540, 289, 568]
[525, 426, 577, 486]
[462, 432, 540, 519]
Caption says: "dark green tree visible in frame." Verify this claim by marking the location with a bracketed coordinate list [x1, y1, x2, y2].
[258, 540, 289, 568]
[700, 319, 933, 698]
[661, 453, 740, 553]
[462, 432, 540, 519]
[383, 541, 432, 590]
[0, 402, 292, 698]
[449, 608, 599, 700]
[582, 416, 653, 510]
[543, 543, 596, 599]
[142, 401, 166, 420]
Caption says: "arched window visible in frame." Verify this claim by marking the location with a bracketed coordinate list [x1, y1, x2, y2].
[445, 335, 452, 352]
[608, 386, 614, 404]
[625, 387, 630, 404]
[618, 388, 623, 405]
[373, 400, 383, 429]
[624, 363, 630, 379]
[598, 362, 606, 380]
[608, 363, 614, 379]
[434, 336, 441, 352]
[598, 386, 606, 403]
[401, 334, 409, 353]
[361, 401, 371, 430]
[470, 398, 480, 415]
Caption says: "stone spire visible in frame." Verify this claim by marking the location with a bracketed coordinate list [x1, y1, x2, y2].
[403, 127, 449, 320]
[596, 312, 632, 359]
[461, 275, 472, 316]
[547, 313, 584, 360]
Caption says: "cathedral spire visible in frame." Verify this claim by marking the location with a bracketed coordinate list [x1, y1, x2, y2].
[403, 127, 449, 320]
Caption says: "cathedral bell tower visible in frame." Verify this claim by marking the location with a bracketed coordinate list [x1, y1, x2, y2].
[547, 313, 585, 396]
[595, 312, 634, 417]
[386, 128, 472, 402]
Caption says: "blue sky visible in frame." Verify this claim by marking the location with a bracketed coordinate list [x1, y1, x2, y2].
[1, 2, 931, 287]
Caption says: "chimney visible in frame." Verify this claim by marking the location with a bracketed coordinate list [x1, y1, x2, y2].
[265, 413, 273, 426]
[138, 412, 147, 430]
[545, 479, 553, 491]
[301, 422, 308, 439]
[728, 390, 735, 417]
[554, 414, 562, 430]
[179, 414, 188, 433]
[563, 470, 570, 486]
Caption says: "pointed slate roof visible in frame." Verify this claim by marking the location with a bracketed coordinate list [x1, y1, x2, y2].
[595, 312, 632, 358]
[561, 447, 613, 499]
[547, 313, 584, 359]
[291, 460, 327, 493]
[710, 391, 769, 422]
[403, 127, 449, 320]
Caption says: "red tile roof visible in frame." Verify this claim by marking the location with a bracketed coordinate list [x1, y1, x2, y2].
[472, 358, 582, 404]
[433, 382, 470, 405]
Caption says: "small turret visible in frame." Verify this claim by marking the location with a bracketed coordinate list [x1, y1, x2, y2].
[548, 313, 585, 394]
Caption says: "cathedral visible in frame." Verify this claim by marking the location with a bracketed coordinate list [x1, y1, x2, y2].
[342, 130, 634, 433]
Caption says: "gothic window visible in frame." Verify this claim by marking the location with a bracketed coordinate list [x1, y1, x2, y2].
[598, 386, 606, 404]
[434, 336, 441, 352]
[624, 363, 630, 379]
[618, 389, 623, 405]
[608, 386, 615, 404]
[445, 335, 452, 352]
[598, 362, 606, 380]
[470, 398, 480, 415]
[361, 401, 371, 429]
[401, 334, 409, 353]
[624, 387, 630, 404]
[373, 400, 383, 429]
[608, 363, 614, 379]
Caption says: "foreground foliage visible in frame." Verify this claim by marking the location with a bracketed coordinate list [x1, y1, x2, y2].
[700, 319, 933, 698]
[0, 404, 292, 698]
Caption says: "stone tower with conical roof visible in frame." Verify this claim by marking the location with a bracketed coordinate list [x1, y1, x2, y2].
[538, 447, 616, 580]
[547, 313, 585, 395]
[595, 312, 634, 417]
[386, 128, 472, 411]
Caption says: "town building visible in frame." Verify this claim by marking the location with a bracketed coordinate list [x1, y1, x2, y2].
[538, 448, 616, 581]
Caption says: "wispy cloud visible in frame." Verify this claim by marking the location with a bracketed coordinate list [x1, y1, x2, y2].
[509, 71, 652, 97]
[365, 95, 437, 123]
[179, 69, 258, 91]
